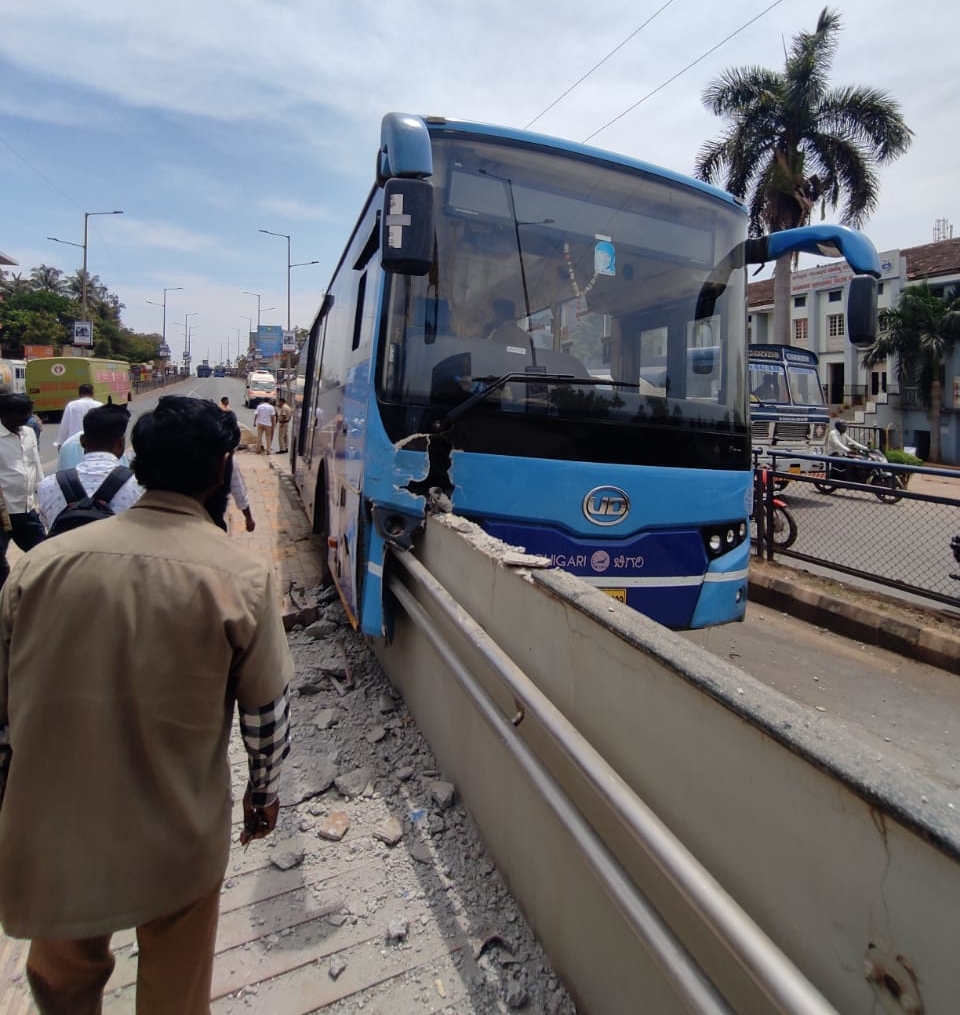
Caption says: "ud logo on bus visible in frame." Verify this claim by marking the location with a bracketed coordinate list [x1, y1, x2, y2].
[583, 487, 630, 526]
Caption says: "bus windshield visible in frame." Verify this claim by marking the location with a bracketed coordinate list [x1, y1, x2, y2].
[749, 353, 826, 407]
[377, 134, 748, 470]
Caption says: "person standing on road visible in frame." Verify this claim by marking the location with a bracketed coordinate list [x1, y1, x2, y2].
[37, 403, 143, 530]
[276, 396, 292, 454]
[253, 398, 276, 454]
[56, 382, 102, 447]
[0, 395, 292, 1014]
[0, 394, 45, 589]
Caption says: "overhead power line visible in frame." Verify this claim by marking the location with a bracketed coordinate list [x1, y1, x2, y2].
[582, 0, 786, 143]
[524, 0, 678, 130]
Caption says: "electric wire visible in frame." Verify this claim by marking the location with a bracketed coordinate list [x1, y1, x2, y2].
[0, 134, 81, 212]
[524, 0, 678, 130]
[582, 0, 786, 143]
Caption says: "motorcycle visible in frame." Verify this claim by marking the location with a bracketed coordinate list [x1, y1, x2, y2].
[813, 449, 903, 504]
[950, 535, 960, 581]
[751, 470, 798, 549]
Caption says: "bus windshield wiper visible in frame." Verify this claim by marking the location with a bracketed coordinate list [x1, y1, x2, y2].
[432, 374, 636, 430]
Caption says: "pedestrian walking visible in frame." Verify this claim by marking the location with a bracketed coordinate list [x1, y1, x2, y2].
[0, 393, 45, 588]
[38, 402, 143, 531]
[207, 405, 255, 533]
[276, 396, 292, 453]
[0, 395, 293, 1014]
[253, 398, 276, 454]
[56, 383, 103, 447]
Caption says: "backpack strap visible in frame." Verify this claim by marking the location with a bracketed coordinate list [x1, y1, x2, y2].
[91, 466, 134, 504]
[56, 468, 87, 504]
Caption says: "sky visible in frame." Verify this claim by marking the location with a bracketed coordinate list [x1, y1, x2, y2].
[1, 0, 955, 368]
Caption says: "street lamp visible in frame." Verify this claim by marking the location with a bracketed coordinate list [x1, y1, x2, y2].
[145, 286, 183, 357]
[241, 291, 262, 330]
[176, 312, 198, 366]
[48, 210, 124, 326]
[258, 229, 291, 331]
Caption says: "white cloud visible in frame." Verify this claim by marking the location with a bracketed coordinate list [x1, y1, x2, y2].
[2, 0, 956, 350]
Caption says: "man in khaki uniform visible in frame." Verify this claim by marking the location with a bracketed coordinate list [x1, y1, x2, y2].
[0, 396, 293, 1014]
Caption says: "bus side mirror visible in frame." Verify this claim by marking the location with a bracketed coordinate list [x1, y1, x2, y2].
[381, 178, 434, 276]
[847, 274, 878, 348]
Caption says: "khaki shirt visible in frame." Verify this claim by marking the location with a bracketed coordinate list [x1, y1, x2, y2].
[0, 491, 293, 939]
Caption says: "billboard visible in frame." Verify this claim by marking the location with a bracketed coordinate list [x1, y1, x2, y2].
[73, 321, 93, 347]
[256, 325, 283, 359]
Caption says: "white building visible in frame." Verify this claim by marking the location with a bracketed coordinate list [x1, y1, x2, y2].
[747, 236, 960, 462]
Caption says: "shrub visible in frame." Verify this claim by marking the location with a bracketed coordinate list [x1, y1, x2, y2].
[885, 449, 923, 466]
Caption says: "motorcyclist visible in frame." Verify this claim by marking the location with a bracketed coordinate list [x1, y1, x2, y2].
[826, 420, 869, 457]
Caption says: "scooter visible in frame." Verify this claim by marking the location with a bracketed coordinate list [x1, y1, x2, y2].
[751, 470, 798, 548]
[813, 449, 903, 504]
[950, 535, 960, 581]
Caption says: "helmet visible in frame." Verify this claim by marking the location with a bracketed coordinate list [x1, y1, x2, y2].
[836, 421, 847, 433]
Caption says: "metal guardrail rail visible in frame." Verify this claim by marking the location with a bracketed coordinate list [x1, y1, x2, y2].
[755, 451, 960, 609]
[385, 547, 841, 1015]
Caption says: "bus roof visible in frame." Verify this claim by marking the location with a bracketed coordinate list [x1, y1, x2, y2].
[420, 115, 742, 210]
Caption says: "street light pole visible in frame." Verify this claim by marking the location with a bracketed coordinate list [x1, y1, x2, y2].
[258, 229, 291, 331]
[146, 286, 183, 354]
[184, 312, 198, 367]
[48, 209, 124, 339]
[241, 291, 262, 330]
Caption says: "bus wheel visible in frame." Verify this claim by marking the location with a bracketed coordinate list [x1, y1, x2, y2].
[312, 469, 333, 588]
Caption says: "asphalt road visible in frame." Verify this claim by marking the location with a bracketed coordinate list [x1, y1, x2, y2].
[685, 600, 960, 794]
[37, 375, 261, 473]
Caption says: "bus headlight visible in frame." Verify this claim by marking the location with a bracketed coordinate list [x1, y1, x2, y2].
[701, 520, 748, 559]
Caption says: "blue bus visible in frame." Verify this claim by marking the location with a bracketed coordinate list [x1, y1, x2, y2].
[291, 113, 880, 634]
[749, 344, 830, 479]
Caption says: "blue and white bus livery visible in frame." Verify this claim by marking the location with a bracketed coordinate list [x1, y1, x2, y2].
[291, 112, 880, 635]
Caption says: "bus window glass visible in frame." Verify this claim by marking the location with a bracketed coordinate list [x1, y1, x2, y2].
[376, 134, 748, 466]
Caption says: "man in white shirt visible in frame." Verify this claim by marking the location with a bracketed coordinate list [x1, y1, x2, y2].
[0, 394, 46, 588]
[252, 399, 277, 454]
[56, 384, 103, 447]
[39, 404, 143, 531]
[825, 420, 868, 457]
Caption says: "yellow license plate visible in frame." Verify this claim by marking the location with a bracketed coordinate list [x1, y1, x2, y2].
[789, 464, 801, 474]
[602, 589, 627, 603]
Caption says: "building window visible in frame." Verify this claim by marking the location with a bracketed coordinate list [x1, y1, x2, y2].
[878, 282, 884, 295]
[828, 314, 845, 337]
[747, 315, 752, 342]
[871, 371, 887, 395]
[793, 318, 808, 343]
[793, 295, 807, 308]
[828, 289, 842, 303]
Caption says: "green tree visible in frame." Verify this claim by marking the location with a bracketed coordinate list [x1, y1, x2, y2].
[29, 265, 66, 294]
[694, 7, 912, 343]
[862, 283, 960, 463]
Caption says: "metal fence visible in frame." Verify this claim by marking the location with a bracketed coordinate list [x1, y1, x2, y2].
[754, 451, 960, 609]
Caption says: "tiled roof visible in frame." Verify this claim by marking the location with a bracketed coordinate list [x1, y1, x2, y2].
[747, 278, 774, 308]
[901, 236, 960, 280]
[747, 237, 960, 309]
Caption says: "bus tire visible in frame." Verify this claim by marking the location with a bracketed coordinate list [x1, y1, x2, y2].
[312, 467, 333, 587]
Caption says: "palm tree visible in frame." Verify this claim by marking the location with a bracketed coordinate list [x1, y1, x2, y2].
[29, 265, 66, 294]
[862, 284, 960, 463]
[695, 7, 912, 343]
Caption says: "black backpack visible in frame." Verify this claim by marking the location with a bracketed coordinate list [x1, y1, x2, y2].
[48, 466, 134, 537]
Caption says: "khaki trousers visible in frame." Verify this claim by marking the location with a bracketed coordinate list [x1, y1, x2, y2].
[277, 421, 289, 452]
[25, 881, 221, 1015]
[256, 423, 274, 453]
